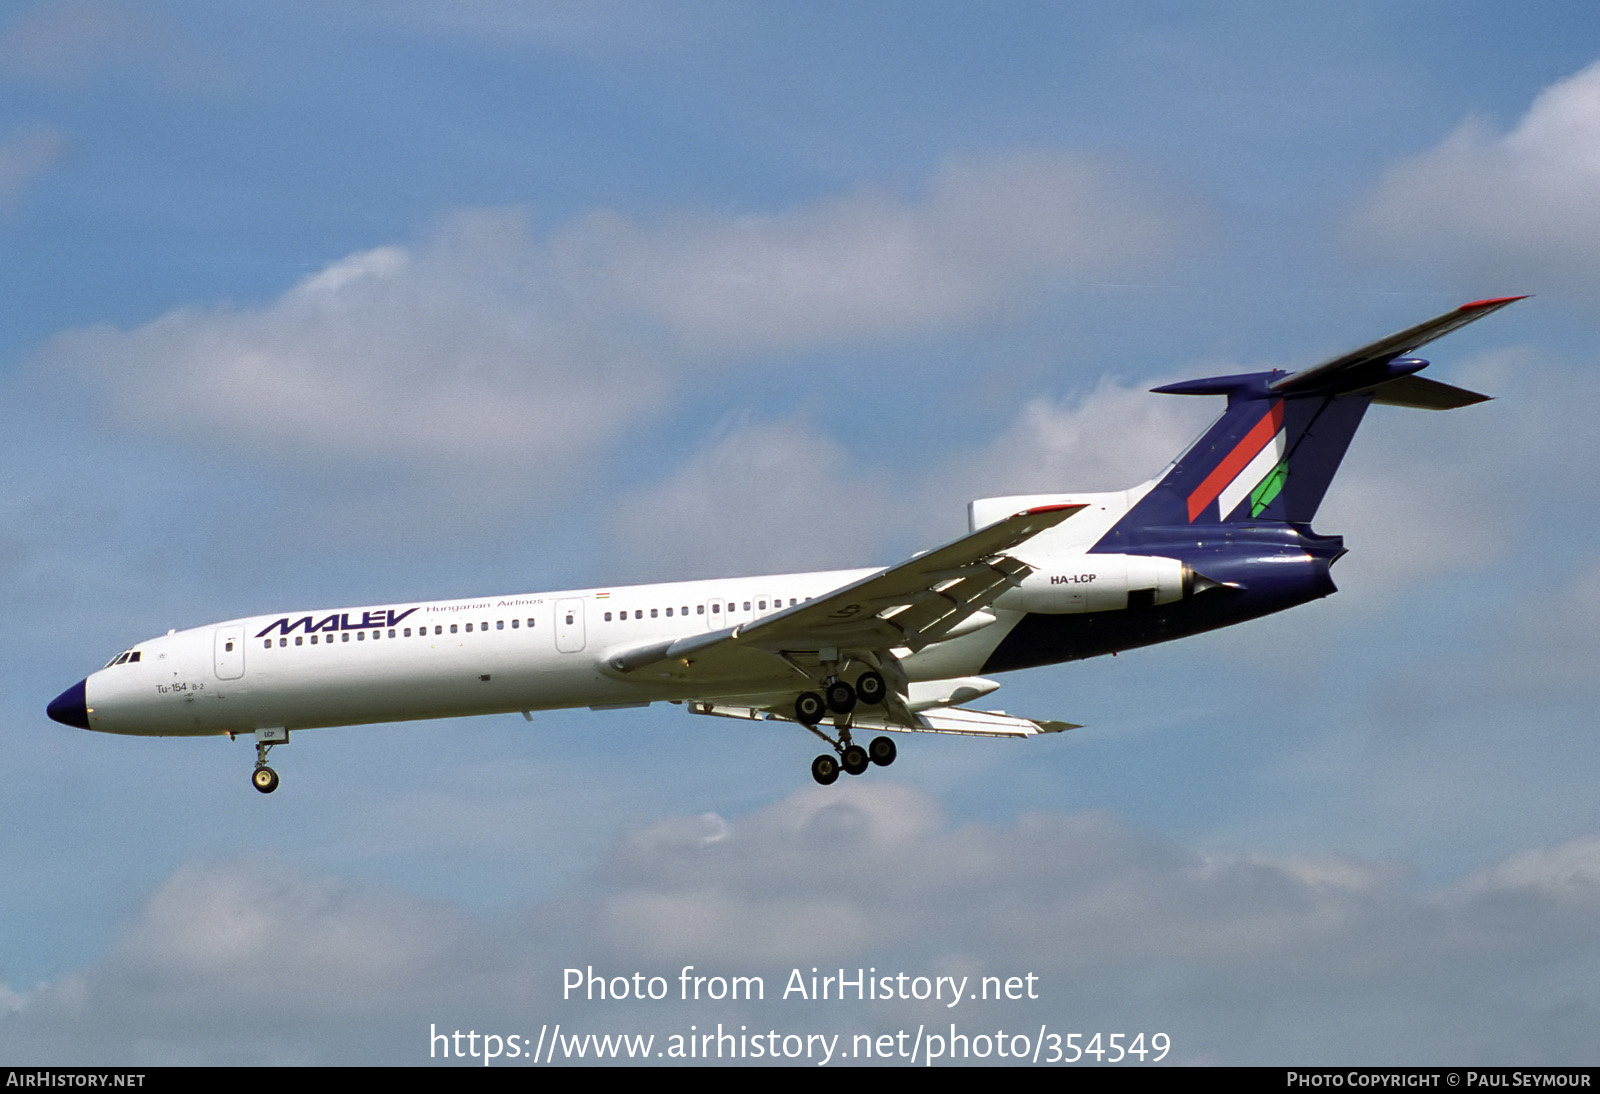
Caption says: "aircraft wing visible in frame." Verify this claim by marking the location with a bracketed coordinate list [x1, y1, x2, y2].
[605, 502, 1084, 684]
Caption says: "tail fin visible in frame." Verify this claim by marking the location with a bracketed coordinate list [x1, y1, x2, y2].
[1106, 297, 1521, 536]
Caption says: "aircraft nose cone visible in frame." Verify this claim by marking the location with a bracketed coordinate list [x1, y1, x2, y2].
[47, 679, 89, 729]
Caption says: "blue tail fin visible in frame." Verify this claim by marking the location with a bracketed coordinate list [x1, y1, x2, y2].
[1101, 297, 1521, 541]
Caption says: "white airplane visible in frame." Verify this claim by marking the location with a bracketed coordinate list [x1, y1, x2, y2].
[48, 298, 1522, 792]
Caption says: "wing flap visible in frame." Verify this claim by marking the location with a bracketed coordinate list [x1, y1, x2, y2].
[686, 700, 1078, 738]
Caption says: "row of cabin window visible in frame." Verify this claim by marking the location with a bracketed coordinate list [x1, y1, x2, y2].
[264, 618, 537, 649]
[603, 598, 798, 623]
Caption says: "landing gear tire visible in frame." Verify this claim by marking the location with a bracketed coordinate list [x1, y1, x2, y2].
[842, 744, 869, 775]
[252, 766, 279, 794]
[856, 670, 886, 706]
[796, 692, 826, 725]
[868, 735, 897, 767]
[825, 679, 857, 715]
[811, 754, 840, 786]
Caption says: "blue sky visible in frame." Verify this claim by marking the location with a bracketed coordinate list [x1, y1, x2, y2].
[5, 0, 1600, 1065]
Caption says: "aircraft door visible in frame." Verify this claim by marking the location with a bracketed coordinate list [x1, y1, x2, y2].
[556, 598, 586, 653]
[704, 598, 724, 631]
[214, 626, 246, 680]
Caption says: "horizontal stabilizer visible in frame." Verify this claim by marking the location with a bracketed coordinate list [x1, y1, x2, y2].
[1270, 296, 1524, 396]
[1367, 374, 1491, 410]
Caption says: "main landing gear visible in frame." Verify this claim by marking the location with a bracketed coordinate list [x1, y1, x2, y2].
[809, 736, 896, 785]
[797, 670, 898, 786]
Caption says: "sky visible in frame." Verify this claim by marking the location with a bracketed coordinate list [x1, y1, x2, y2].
[3, 0, 1599, 1067]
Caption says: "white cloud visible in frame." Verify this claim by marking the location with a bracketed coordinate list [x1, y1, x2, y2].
[1465, 835, 1600, 898]
[40, 209, 669, 480]
[606, 415, 892, 579]
[560, 151, 1197, 353]
[604, 378, 1217, 581]
[926, 376, 1218, 503]
[9, 790, 1600, 1063]
[37, 152, 1199, 502]
[1349, 60, 1600, 290]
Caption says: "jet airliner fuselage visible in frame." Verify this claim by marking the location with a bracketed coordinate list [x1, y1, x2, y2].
[48, 298, 1523, 791]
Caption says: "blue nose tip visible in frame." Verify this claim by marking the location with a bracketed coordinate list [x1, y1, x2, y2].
[47, 680, 89, 729]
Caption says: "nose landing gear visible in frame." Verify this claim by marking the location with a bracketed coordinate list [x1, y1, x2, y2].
[250, 728, 288, 794]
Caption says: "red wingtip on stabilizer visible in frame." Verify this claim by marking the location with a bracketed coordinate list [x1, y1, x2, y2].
[1460, 295, 1530, 310]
